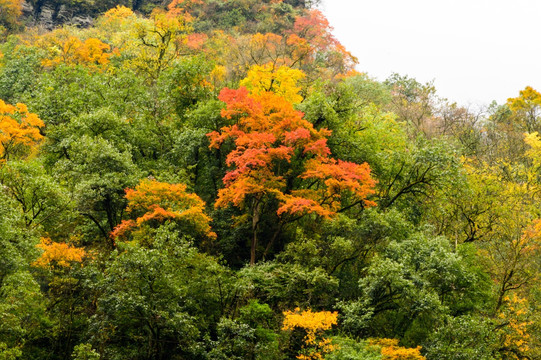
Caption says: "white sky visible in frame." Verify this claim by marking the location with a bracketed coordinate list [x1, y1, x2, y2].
[320, 0, 541, 106]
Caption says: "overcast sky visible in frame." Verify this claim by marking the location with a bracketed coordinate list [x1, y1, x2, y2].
[319, 0, 541, 106]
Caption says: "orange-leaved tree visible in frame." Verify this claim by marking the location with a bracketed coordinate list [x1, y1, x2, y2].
[289, 9, 357, 77]
[111, 179, 216, 243]
[208, 87, 376, 264]
[0, 100, 44, 161]
[282, 307, 339, 360]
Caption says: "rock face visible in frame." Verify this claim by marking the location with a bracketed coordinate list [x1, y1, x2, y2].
[20, 0, 166, 29]
[21, 0, 96, 29]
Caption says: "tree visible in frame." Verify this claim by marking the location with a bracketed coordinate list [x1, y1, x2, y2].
[290, 9, 357, 76]
[111, 178, 216, 242]
[369, 338, 425, 360]
[91, 227, 229, 360]
[507, 86, 541, 132]
[0, 160, 73, 233]
[208, 87, 376, 264]
[0, 0, 22, 33]
[0, 100, 44, 161]
[282, 307, 339, 359]
[41, 35, 112, 68]
[32, 237, 86, 270]
[239, 63, 305, 104]
[343, 234, 489, 344]
[129, 7, 193, 81]
[54, 136, 140, 245]
[384, 74, 438, 137]
[0, 38, 43, 104]
[424, 315, 499, 360]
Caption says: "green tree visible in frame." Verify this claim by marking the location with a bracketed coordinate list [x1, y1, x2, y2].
[91, 226, 230, 360]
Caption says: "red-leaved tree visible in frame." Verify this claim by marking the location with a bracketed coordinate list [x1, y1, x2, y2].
[208, 87, 376, 265]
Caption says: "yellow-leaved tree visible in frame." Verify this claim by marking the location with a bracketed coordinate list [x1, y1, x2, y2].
[0, 100, 44, 161]
[240, 63, 306, 104]
[369, 338, 426, 360]
[0, 0, 23, 32]
[33, 237, 86, 270]
[507, 86, 541, 132]
[40, 33, 111, 68]
[282, 308, 339, 359]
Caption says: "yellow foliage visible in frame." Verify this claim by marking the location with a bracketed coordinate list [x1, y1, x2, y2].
[0, 0, 23, 29]
[282, 308, 338, 359]
[210, 65, 226, 85]
[102, 5, 135, 21]
[525, 132, 541, 168]
[0, 99, 44, 160]
[33, 238, 86, 269]
[240, 62, 305, 103]
[507, 86, 541, 112]
[127, 8, 192, 80]
[94, 6, 140, 51]
[507, 86, 541, 132]
[41, 35, 111, 68]
[369, 338, 426, 360]
[497, 294, 533, 359]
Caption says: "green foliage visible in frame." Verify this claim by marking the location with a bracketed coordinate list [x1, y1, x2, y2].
[324, 337, 381, 360]
[0, 38, 43, 103]
[71, 344, 100, 360]
[345, 234, 490, 344]
[54, 135, 140, 242]
[0, 1, 538, 358]
[424, 315, 500, 360]
[237, 261, 339, 309]
[0, 192, 38, 280]
[90, 226, 230, 359]
[0, 271, 47, 357]
[0, 160, 74, 236]
[167, 56, 216, 117]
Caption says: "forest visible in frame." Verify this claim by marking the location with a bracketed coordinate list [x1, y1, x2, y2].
[0, 0, 540, 359]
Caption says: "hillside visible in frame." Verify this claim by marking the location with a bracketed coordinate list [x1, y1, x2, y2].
[0, 0, 540, 359]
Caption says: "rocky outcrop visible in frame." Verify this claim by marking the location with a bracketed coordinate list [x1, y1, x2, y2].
[22, 0, 94, 29]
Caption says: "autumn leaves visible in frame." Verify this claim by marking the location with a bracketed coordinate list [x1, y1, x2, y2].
[0, 100, 44, 161]
[107, 67, 377, 266]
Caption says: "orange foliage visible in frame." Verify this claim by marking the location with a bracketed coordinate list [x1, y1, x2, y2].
[33, 237, 86, 269]
[213, 10, 356, 87]
[208, 87, 376, 219]
[110, 219, 136, 240]
[289, 9, 357, 74]
[186, 33, 208, 50]
[282, 308, 339, 360]
[111, 179, 216, 240]
[369, 339, 426, 360]
[167, 0, 204, 19]
[249, 32, 309, 69]
[42, 35, 111, 68]
[0, 100, 44, 160]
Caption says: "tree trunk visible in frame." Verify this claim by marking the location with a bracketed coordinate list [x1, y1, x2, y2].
[250, 199, 261, 266]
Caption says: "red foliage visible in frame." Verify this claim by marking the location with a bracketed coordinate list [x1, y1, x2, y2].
[208, 87, 376, 219]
